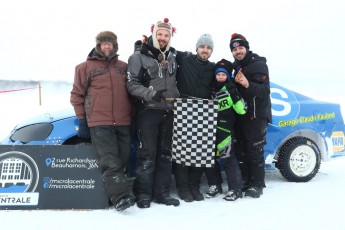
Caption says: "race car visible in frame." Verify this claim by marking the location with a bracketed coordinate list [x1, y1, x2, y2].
[1, 82, 345, 182]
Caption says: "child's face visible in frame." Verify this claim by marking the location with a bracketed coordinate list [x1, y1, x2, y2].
[216, 72, 227, 82]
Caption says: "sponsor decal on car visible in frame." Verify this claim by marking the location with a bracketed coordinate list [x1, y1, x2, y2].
[332, 131, 345, 152]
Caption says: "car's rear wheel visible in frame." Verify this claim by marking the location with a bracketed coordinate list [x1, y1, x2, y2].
[63, 136, 91, 145]
[276, 137, 321, 182]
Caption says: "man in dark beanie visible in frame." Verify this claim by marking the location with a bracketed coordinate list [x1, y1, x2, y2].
[70, 31, 135, 211]
[229, 33, 272, 198]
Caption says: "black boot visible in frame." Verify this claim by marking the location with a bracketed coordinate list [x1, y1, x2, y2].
[190, 188, 204, 201]
[190, 167, 204, 201]
[154, 196, 180, 206]
[245, 159, 265, 198]
[136, 197, 151, 209]
[174, 163, 194, 202]
[245, 186, 263, 198]
[112, 195, 135, 211]
[178, 189, 194, 202]
[249, 159, 266, 188]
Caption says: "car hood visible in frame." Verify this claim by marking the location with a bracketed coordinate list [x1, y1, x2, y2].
[14, 108, 76, 129]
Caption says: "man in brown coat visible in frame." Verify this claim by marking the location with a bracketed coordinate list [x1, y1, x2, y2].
[70, 31, 134, 211]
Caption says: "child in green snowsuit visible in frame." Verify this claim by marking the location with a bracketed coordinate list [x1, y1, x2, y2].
[208, 59, 246, 202]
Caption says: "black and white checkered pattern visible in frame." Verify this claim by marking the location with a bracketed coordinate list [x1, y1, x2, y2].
[172, 98, 218, 167]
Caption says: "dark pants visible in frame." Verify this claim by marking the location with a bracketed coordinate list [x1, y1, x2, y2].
[220, 154, 242, 191]
[90, 125, 131, 204]
[234, 117, 268, 188]
[133, 109, 174, 201]
[174, 163, 204, 193]
[204, 161, 223, 187]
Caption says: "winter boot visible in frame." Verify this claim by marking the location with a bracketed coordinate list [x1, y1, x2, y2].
[178, 189, 194, 202]
[245, 186, 263, 198]
[249, 160, 266, 188]
[136, 197, 151, 209]
[189, 167, 204, 201]
[205, 185, 223, 198]
[154, 195, 180, 206]
[223, 190, 243, 202]
[113, 195, 135, 211]
[190, 188, 204, 201]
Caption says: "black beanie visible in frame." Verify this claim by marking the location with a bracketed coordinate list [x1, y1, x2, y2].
[229, 33, 249, 51]
[214, 59, 233, 78]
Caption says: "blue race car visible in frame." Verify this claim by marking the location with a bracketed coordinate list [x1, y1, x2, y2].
[1, 83, 345, 182]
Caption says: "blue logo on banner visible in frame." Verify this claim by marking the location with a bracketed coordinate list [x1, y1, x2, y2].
[43, 177, 50, 189]
[45, 158, 52, 167]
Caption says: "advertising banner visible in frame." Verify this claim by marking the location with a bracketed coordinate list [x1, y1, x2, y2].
[0, 145, 109, 210]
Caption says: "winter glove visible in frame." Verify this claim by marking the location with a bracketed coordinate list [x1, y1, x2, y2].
[134, 40, 142, 51]
[226, 80, 241, 104]
[152, 89, 167, 102]
[225, 79, 236, 91]
[78, 118, 91, 139]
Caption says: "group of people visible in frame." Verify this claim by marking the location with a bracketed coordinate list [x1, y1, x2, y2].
[70, 18, 272, 211]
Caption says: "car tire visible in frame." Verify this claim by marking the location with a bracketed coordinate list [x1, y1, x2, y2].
[276, 137, 321, 182]
[63, 136, 91, 145]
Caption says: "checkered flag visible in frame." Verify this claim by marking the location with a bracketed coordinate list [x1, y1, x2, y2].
[172, 98, 218, 167]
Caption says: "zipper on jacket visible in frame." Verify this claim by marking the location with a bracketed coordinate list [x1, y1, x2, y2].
[252, 96, 256, 118]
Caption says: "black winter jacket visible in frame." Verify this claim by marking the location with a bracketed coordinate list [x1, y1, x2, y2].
[176, 52, 215, 99]
[233, 51, 272, 123]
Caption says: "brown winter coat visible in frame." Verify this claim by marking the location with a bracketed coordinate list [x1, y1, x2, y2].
[70, 49, 131, 127]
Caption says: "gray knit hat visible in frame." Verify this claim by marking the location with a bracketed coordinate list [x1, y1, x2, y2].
[195, 34, 214, 50]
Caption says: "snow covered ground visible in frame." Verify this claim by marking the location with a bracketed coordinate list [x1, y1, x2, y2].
[1, 81, 345, 230]
[1, 158, 345, 230]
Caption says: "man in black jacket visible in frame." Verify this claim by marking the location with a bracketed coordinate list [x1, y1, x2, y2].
[230, 33, 272, 198]
[174, 34, 223, 202]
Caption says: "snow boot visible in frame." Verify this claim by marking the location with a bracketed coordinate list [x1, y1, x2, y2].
[178, 189, 194, 202]
[154, 196, 180, 206]
[223, 190, 243, 202]
[245, 186, 263, 198]
[114, 195, 135, 211]
[136, 197, 151, 209]
[205, 185, 223, 198]
[190, 188, 204, 201]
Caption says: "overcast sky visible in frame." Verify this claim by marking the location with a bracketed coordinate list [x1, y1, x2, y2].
[1, 0, 344, 101]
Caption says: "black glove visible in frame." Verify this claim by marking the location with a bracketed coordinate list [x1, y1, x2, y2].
[226, 81, 242, 104]
[78, 118, 91, 139]
[152, 89, 167, 102]
[225, 79, 236, 91]
[134, 40, 142, 51]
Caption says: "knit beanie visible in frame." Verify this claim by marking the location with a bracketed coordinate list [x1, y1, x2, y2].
[95, 31, 118, 54]
[229, 33, 249, 51]
[151, 18, 175, 51]
[214, 59, 233, 79]
[196, 33, 214, 50]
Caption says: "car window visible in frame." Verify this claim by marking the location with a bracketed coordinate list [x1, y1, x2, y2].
[11, 123, 53, 143]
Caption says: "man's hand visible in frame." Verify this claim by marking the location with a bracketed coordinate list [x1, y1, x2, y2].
[78, 118, 90, 139]
[152, 89, 167, 102]
[235, 69, 249, 88]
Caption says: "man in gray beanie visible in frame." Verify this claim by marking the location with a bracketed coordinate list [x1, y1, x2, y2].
[174, 33, 223, 202]
[195, 33, 214, 51]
